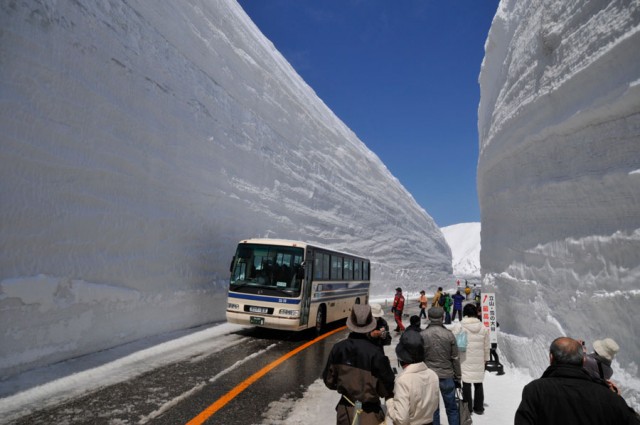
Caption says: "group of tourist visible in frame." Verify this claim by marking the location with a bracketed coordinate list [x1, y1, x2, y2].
[322, 291, 639, 425]
[323, 299, 489, 425]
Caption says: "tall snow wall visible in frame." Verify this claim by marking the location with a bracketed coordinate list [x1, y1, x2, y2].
[478, 0, 640, 389]
[0, 0, 451, 379]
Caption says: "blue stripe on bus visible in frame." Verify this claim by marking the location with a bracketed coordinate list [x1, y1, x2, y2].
[315, 282, 370, 291]
[311, 291, 370, 303]
[228, 292, 301, 304]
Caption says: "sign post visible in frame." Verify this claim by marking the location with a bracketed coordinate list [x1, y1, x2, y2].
[481, 292, 498, 343]
[481, 292, 504, 375]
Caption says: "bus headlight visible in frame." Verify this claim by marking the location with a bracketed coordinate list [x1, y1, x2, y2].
[228, 303, 240, 310]
[279, 309, 300, 317]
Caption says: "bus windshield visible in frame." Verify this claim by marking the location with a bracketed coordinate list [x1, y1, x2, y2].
[229, 243, 304, 298]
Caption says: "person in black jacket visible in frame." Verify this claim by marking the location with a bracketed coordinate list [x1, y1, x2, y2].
[368, 303, 392, 350]
[323, 304, 395, 425]
[515, 337, 639, 425]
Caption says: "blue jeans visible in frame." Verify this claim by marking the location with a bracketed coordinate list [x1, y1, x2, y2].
[433, 377, 459, 425]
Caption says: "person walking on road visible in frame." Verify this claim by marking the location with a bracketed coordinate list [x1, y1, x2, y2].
[386, 330, 440, 425]
[323, 304, 395, 425]
[392, 287, 405, 333]
[420, 307, 461, 425]
[452, 303, 490, 415]
[419, 290, 428, 319]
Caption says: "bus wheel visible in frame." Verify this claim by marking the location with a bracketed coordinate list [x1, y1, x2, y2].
[315, 306, 326, 335]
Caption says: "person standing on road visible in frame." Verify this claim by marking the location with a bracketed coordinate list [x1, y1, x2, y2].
[386, 330, 440, 425]
[420, 307, 461, 425]
[452, 290, 465, 322]
[472, 284, 481, 303]
[405, 315, 422, 333]
[514, 337, 640, 425]
[432, 287, 443, 308]
[443, 293, 453, 325]
[368, 303, 392, 351]
[452, 303, 490, 415]
[323, 304, 395, 425]
[392, 287, 405, 333]
[583, 337, 619, 381]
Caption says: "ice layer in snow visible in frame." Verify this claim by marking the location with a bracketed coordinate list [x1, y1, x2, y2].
[0, 0, 451, 379]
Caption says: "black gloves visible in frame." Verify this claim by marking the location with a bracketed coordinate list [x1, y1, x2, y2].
[455, 380, 462, 389]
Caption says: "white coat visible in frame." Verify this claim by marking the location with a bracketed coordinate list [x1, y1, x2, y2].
[452, 317, 490, 383]
[386, 362, 439, 425]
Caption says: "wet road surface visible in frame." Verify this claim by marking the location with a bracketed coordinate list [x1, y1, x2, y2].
[10, 323, 348, 425]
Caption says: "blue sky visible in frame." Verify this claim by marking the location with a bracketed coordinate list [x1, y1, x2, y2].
[238, 0, 499, 227]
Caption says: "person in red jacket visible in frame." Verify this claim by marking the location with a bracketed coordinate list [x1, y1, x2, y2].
[392, 287, 405, 332]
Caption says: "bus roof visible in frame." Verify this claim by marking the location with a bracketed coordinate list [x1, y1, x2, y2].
[236, 238, 368, 261]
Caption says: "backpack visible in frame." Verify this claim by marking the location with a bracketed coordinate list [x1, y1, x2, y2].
[456, 330, 468, 352]
[438, 295, 445, 306]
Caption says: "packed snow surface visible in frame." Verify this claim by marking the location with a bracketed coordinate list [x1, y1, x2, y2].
[441, 222, 481, 277]
[0, 0, 451, 379]
[477, 0, 640, 403]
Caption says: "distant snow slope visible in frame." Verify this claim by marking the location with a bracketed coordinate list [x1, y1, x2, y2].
[478, 0, 640, 397]
[441, 223, 481, 277]
[0, 0, 450, 378]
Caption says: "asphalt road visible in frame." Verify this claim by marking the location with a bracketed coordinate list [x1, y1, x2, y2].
[10, 323, 348, 425]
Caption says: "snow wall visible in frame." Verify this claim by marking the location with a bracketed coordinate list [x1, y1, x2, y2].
[478, 0, 640, 403]
[0, 0, 451, 379]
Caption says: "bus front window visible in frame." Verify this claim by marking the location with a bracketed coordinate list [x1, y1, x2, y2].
[229, 244, 304, 298]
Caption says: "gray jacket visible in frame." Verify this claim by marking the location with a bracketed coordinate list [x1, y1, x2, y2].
[420, 319, 461, 380]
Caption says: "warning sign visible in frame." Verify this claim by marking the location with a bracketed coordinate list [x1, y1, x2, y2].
[481, 292, 498, 344]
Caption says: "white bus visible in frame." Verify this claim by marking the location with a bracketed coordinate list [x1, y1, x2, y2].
[226, 239, 370, 332]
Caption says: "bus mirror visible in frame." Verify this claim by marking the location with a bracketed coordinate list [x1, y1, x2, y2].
[296, 264, 305, 279]
[229, 256, 235, 273]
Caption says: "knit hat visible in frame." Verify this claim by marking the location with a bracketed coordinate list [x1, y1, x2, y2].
[428, 307, 444, 320]
[395, 330, 425, 364]
[346, 304, 377, 334]
[370, 303, 384, 318]
[593, 338, 619, 361]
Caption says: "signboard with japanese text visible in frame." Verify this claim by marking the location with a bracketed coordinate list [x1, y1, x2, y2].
[481, 292, 498, 343]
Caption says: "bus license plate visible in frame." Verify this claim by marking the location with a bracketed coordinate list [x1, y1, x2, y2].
[250, 316, 264, 325]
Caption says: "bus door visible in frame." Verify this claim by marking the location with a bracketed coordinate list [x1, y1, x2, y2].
[299, 248, 313, 327]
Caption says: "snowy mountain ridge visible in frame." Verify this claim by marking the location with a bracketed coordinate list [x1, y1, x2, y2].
[441, 222, 481, 277]
[0, 0, 451, 378]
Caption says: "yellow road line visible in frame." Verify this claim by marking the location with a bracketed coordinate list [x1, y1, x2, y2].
[186, 325, 347, 425]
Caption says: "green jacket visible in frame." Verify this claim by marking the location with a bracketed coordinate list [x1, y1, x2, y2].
[444, 296, 452, 312]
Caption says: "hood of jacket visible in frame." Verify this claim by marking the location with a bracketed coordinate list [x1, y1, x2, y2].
[461, 317, 484, 334]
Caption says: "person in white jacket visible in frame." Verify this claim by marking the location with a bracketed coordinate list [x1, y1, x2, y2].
[386, 329, 439, 425]
[452, 303, 490, 415]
